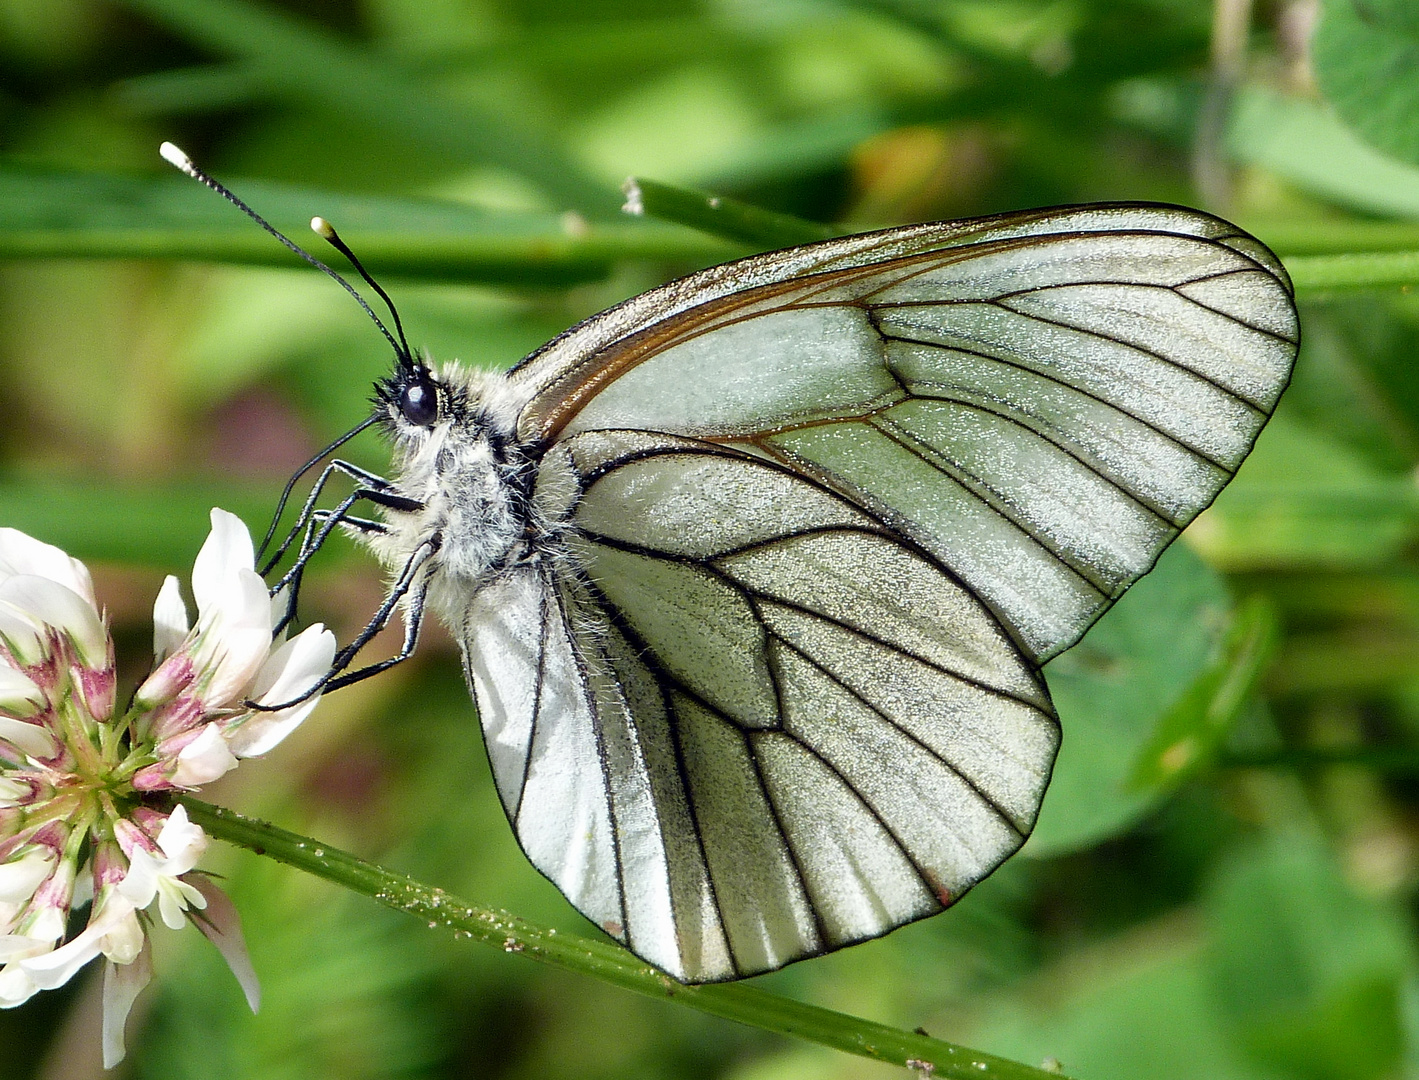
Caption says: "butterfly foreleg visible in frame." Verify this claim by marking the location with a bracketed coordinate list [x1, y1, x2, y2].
[250, 534, 442, 710]
[260, 459, 397, 576]
[266, 485, 424, 638]
[269, 508, 393, 636]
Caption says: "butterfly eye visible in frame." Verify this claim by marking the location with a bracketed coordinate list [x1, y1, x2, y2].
[399, 370, 439, 427]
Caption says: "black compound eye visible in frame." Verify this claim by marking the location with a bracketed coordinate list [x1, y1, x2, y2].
[399, 372, 439, 427]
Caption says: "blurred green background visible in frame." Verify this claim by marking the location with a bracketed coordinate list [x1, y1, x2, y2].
[5, 0, 1419, 1077]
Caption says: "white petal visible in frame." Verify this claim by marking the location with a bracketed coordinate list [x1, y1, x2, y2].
[101, 941, 152, 1069]
[0, 959, 41, 1007]
[201, 632, 274, 708]
[251, 625, 335, 706]
[0, 848, 55, 904]
[0, 528, 94, 606]
[99, 909, 145, 967]
[0, 577, 107, 668]
[0, 777, 28, 808]
[19, 901, 134, 990]
[0, 716, 57, 759]
[155, 876, 206, 930]
[0, 665, 44, 716]
[0, 933, 58, 962]
[116, 850, 159, 911]
[22, 904, 65, 946]
[189, 877, 259, 1012]
[169, 725, 240, 788]
[192, 509, 256, 617]
[0, 603, 43, 666]
[228, 627, 336, 758]
[226, 696, 321, 759]
[152, 576, 190, 661]
[197, 569, 278, 705]
[155, 804, 208, 873]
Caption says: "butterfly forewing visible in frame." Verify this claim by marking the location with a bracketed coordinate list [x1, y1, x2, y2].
[459, 203, 1296, 980]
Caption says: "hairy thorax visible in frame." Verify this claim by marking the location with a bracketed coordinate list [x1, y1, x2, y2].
[362, 367, 544, 626]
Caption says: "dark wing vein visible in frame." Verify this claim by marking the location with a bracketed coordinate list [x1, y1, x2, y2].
[512, 566, 552, 824]
[878, 387, 1187, 529]
[567, 565, 738, 973]
[985, 297, 1273, 413]
[866, 413, 1120, 596]
[552, 571, 629, 939]
[875, 329, 1237, 474]
[769, 631, 1025, 838]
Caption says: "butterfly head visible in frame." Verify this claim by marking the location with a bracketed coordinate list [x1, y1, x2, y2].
[377, 356, 449, 436]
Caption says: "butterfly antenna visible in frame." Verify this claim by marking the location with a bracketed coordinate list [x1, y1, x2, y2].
[311, 217, 414, 368]
[158, 142, 406, 361]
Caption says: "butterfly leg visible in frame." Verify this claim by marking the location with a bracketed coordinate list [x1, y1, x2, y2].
[251, 534, 441, 710]
[260, 459, 396, 576]
[269, 509, 391, 636]
[268, 485, 424, 636]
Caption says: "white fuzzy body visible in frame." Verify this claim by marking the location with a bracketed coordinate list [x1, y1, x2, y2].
[363, 364, 546, 627]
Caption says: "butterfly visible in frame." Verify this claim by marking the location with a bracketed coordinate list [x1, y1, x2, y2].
[163, 143, 1298, 983]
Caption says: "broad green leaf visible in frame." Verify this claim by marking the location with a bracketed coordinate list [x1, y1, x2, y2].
[1029, 542, 1232, 856]
[1226, 86, 1419, 220]
[1205, 829, 1413, 1080]
[107, 0, 613, 214]
[1128, 597, 1277, 793]
[1313, 1, 1419, 168]
[977, 929, 1268, 1080]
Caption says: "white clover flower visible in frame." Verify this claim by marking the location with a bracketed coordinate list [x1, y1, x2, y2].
[133, 509, 336, 791]
[0, 511, 336, 1067]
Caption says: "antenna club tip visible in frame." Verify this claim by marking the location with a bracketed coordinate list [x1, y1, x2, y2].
[311, 216, 335, 238]
[159, 142, 193, 171]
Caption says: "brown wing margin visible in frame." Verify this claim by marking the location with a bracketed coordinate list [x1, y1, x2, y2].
[508, 202, 1295, 447]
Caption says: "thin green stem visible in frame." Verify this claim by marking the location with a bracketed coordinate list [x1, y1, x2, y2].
[181, 797, 1071, 1080]
[1285, 251, 1419, 294]
[1220, 746, 1419, 771]
[623, 177, 839, 250]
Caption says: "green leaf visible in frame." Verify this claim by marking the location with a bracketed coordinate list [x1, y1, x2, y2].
[1227, 85, 1419, 220]
[1029, 542, 1233, 856]
[1205, 829, 1414, 1080]
[976, 928, 1269, 1080]
[1313, 1, 1419, 168]
[0, 165, 742, 284]
[107, 0, 614, 214]
[1127, 597, 1278, 793]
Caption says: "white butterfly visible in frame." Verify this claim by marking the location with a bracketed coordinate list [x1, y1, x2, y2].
[161, 149, 1297, 983]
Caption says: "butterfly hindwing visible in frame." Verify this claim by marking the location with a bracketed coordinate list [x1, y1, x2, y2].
[469, 432, 1059, 981]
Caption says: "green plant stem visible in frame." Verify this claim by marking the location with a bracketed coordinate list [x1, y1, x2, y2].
[0, 226, 744, 285]
[182, 797, 1070, 1080]
[1285, 251, 1419, 294]
[1220, 746, 1419, 771]
[623, 177, 839, 250]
